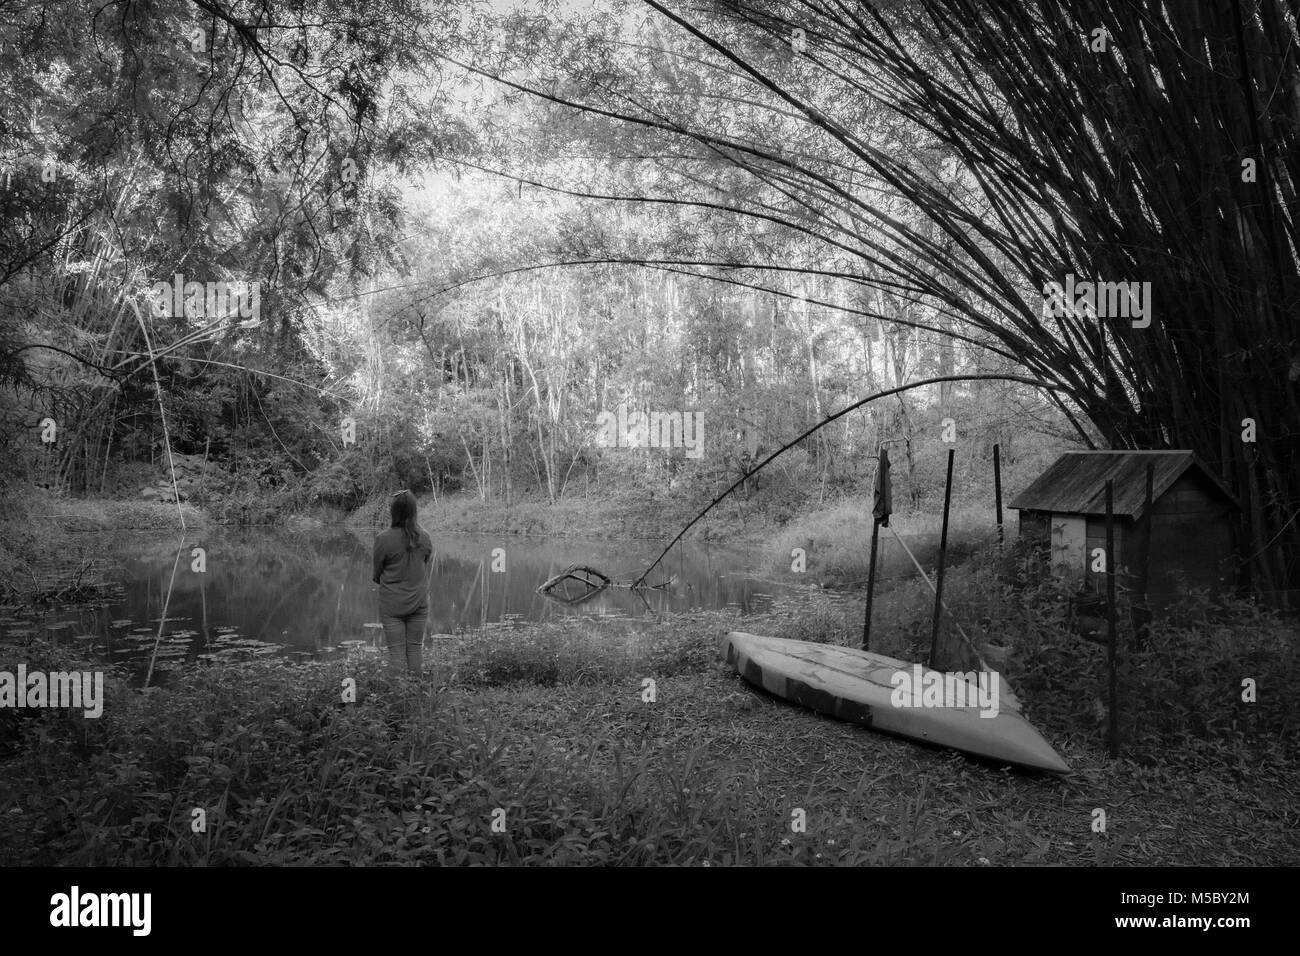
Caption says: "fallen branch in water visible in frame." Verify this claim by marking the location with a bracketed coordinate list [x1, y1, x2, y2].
[538, 565, 611, 603]
[538, 564, 674, 605]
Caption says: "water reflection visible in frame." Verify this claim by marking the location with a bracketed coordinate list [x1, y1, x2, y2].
[1, 528, 797, 673]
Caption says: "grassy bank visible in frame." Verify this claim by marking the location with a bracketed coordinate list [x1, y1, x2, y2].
[351, 490, 1000, 590]
[0, 478, 996, 599]
[350, 489, 769, 545]
[2, 550, 1295, 866]
[0, 485, 207, 605]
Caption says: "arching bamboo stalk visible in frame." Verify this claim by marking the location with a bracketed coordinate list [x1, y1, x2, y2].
[632, 373, 1068, 586]
[129, 300, 185, 531]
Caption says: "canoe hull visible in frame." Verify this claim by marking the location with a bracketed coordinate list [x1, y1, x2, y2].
[719, 631, 1070, 774]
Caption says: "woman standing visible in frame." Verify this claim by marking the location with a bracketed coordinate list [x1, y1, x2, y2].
[372, 490, 433, 673]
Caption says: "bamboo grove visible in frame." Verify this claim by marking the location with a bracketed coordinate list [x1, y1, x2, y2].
[467, 0, 1299, 599]
[1, 0, 1296, 601]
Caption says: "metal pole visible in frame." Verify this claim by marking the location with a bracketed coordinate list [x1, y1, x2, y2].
[993, 443, 1004, 546]
[862, 517, 881, 650]
[929, 448, 955, 669]
[1105, 479, 1119, 758]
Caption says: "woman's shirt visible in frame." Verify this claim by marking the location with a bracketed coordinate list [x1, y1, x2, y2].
[372, 527, 433, 618]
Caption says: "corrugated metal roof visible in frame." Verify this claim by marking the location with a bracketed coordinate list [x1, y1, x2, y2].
[1007, 451, 1238, 519]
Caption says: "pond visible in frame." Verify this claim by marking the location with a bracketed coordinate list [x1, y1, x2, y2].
[0, 527, 816, 675]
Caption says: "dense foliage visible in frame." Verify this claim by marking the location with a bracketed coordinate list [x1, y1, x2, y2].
[2, 0, 1295, 601]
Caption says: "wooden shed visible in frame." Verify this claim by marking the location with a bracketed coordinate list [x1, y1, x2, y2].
[1008, 450, 1239, 608]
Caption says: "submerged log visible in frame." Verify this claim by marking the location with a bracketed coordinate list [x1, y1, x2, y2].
[537, 565, 612, 604]
[538, 565, 610, 591]
[537, 564, 674, 605]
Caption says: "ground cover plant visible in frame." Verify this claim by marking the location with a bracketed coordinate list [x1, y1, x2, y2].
[3, 553, 1294, 866]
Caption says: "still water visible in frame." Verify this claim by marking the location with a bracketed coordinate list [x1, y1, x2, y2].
[0, 527, 806, 673]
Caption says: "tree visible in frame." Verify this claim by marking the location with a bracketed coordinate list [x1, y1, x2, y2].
[445, 0, 1298, 600]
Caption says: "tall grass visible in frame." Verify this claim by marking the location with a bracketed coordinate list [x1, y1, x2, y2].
[763, 497, 996, 586]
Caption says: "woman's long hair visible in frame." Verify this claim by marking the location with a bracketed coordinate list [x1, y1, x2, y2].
[390, 490, 423, 551]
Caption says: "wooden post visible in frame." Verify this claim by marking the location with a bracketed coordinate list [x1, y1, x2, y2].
[1105, 479, 1119, 758]
[1132, 463, 1154, 646]
[929, 449, 955, 669]
[862, 517, 881, 650]
[993, 442, 1004, 546]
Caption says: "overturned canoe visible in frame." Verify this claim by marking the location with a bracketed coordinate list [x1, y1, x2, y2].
[719, 631, 1070, 773]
